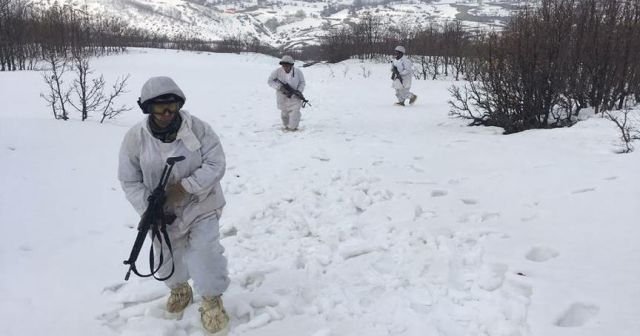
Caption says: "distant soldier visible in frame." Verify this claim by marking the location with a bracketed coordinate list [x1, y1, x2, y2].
[391, 46, 417, 106]
[267, 55, 307, 131]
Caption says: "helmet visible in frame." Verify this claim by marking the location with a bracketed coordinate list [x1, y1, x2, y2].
[137, 76, 186, 114]
[394, 46, 406, 54]
[279, 55, 295, 65]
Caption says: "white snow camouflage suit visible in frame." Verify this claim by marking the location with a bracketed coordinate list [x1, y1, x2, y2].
[267, 66, 306, 129]
[392, 55, 415, 103]
[118, 77, 229, 296]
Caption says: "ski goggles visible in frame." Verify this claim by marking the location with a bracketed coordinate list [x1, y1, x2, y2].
[150, 101, 180, 115]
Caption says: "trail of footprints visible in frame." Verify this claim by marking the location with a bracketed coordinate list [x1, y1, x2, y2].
[422, 179, 600, 330]
[103, 152, 606, 334]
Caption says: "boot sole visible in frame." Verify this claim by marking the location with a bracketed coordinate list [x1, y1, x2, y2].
[164, 310, 185, 320]
[205, 324, 229, 336]
[164, 296, 193, 320]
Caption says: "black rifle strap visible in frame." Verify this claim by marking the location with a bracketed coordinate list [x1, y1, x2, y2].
[123, 155, 185, 282]
[153, 224, 175, 281]
[128, 220, 175, 280]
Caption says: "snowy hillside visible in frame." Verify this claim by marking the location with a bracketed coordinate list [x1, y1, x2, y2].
[29, 0, 525, 48]
[1, 48, 639, 336]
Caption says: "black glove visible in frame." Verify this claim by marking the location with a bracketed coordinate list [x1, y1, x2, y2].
[280, 88, 293, 98]
[163, 213, 177, 225]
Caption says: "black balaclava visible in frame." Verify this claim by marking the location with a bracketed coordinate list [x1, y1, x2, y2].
[148, 111, 182, 143]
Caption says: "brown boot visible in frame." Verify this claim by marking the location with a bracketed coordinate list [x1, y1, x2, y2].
[200, 295, 230, 335]
[166, 282, 193, 315]
[409, 94, 418, 105]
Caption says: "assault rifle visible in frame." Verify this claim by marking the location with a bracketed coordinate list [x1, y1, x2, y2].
[123, 156, 185, 281]
[273, 79, 311, 107]
[391, 65, 403, 85]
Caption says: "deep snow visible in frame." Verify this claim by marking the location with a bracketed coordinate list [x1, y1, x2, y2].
[1, 48, 639, 336]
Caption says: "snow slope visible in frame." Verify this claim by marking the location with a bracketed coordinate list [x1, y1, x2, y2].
[0, 48, 639, 336]
[28, 0, 522, 48]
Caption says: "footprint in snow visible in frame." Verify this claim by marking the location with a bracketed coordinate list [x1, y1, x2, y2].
[408, 164, 424, 173]
[481, 212, 500, 222]
[310, 328, 333, 336]
[525, 246, 559, 262]
[478, 263, 508, 291]
[458, 212, 498, 224]
[460, 198, 478, 205]
[311, 151, 330, 161]
[555, 302, 599, 327]
[521, 214, 538, 222]
[18, 244, 33, 252]
[571, 187, 596, 194]
[431, 190, 447, 197]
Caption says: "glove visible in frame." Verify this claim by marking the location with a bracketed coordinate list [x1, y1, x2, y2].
[165, 182, 187, 209]
[162, 213, 177, 225]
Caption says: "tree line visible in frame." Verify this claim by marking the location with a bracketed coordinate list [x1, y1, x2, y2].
[450, 0, 640, 133]
[0, 0, 279, 71]
[317, 13, 473, 80]
[318, 0, 640, 134]
[0, 0, 136, 70]
[3, 0, 640, 136]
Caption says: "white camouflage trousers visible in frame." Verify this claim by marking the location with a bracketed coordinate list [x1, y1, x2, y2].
[395, 87, 414, 103]
[155, 212, 229, 297]
[281, 107, 301, 130]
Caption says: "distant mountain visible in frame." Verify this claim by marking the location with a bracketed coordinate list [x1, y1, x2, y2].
[29, 0, 530, 49]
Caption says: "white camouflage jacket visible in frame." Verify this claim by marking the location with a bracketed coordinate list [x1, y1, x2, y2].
[267, 67, 306, 110]
[118, 110, 226, 238]
[392, 55, 413, 89]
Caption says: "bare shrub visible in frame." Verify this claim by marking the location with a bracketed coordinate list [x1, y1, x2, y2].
[40, 51, 70, 120]
[605, 108, 640, 153]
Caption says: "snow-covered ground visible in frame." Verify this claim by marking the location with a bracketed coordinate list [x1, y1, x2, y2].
[1, 49, 639, 336]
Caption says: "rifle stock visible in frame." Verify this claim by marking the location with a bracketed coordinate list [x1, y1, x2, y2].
[122, 191, 162, 280]
[123, 228, 148, 280]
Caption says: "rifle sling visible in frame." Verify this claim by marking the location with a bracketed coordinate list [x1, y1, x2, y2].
[129, 221, 175, 281]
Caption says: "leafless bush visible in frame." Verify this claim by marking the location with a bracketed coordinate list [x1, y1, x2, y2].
[360, 64, 371, 78]
[40, 51, 70, 120]
[41, 49, 130, 122]
[448, 84, 492, 127]
[448, 0, 640, 133]
[605, 108, 640, 153]
[98, 75, 131, 123]
[67, 50, 131, 122]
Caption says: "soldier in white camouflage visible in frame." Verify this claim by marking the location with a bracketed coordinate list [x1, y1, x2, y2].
[391, 46, 418, 106]
[119, 76, 230, 335]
